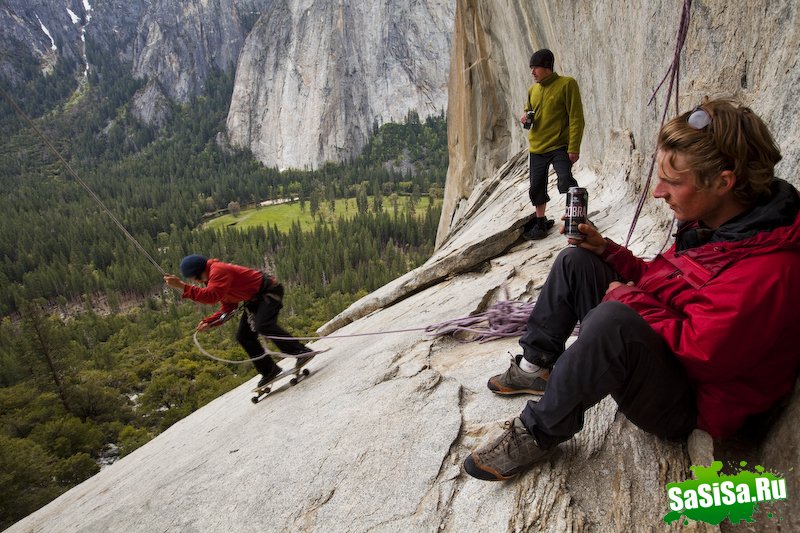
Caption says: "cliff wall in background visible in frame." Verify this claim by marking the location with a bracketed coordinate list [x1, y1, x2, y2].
[225, 0, 454, 170]
[131, 0, 271, 102]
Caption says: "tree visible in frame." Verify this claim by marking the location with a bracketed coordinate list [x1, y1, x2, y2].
[309, 187, 322, 217]
[411, 184, 421, 206]
[0, 435, 62, 530]
[356, 185, 369, 214]
[19, 299, 71, 412]
[372, 181, 383, 213]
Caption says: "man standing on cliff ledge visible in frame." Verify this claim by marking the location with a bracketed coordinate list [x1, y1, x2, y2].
[521, 48, 585, 240]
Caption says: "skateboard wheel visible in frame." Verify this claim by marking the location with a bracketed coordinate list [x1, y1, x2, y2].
[289, 377, 298, 386]
[302, 369, 310, 376]
[251, 397, 259, 404]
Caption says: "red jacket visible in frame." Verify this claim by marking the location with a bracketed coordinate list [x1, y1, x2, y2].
[601, 179, 800, 438]
[182, 259, 264, 324]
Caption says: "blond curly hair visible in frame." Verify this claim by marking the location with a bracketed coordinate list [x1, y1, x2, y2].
[657, 98, 782, 203]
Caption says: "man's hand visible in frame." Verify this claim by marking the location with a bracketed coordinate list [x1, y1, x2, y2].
[606, 281, 635, 295]
[568, 152, 580, 164]
[196, 320, 212, 332]
[163, 274, 186, 291]
[565, 222, 608, 255]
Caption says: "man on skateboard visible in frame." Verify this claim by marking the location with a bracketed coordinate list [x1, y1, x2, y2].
[164, 255, 314, 388]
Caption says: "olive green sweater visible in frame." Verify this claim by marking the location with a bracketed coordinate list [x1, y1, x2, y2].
[524, 72, 585, 154]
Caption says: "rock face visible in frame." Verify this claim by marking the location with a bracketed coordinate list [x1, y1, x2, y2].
[131, 0, 272, 102]
[130, 80, 172, 128]
[0, 0, 147, 85]
[225, 0, 455, 170]
[8, 1, 800, 531]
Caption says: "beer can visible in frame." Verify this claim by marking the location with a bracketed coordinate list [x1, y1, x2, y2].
[564, 187, 588, 240]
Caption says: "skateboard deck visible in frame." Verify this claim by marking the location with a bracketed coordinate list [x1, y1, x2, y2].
[249, 348, 329, 403]
[250, 365, 311, 403]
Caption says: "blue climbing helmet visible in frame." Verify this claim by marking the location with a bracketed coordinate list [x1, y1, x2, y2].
[180, 255, 208, 279]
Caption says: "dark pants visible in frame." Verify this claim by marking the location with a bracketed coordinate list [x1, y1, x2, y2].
[528, 147, 578, 207]
[236, 283, 311, 376]
[518, 247, 697, 449]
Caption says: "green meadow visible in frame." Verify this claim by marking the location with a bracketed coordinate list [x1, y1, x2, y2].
[203, 196, 441, 233]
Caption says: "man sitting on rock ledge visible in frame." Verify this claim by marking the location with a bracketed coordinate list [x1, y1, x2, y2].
[464, 98, 800, 481]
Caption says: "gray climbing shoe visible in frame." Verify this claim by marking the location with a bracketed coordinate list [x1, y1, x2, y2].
[487, 354, 549, 395]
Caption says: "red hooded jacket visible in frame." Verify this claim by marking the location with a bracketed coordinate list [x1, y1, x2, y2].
[181, 259, 264, 324]
[601, 179, 800, 438]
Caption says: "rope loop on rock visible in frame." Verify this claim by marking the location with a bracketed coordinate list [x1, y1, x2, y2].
[190, 298, 585, 363]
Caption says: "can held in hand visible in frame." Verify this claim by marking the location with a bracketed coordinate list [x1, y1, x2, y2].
[564, 187, 588, 240]
[523, 110, 535, 130]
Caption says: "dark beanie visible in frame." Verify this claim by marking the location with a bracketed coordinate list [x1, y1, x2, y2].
[180, 255, 208, 278]
[529, 49, 555, 69]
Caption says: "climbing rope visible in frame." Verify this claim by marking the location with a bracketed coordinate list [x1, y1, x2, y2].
[189, 297, 585, 364]
[0, 87, 167, 275]
[624, 0, 692, 248]
[192, 329, 329, 364]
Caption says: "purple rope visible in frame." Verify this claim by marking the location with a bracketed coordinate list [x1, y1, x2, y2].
[263, 300, 581, 345]
[625, 0, 692, 248]
[425, 300, 536, 342]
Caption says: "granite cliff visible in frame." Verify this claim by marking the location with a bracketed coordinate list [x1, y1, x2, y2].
[8, 0, 800, 531]
[224, 0, 454, 170]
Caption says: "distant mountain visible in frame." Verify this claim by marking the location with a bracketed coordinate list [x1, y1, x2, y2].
[0, 0, 454, 170]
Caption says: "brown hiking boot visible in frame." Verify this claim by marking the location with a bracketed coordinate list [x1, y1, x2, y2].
[463, 417, 552, 481]
[487, 355, 549, 395]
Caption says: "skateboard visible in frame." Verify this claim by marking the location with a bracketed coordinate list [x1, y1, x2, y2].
[250, 365, 311, 403]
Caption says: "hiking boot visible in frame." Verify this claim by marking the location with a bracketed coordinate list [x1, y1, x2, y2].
[257, 366, 282, 388]
[487, 354, 549, 395]
[523, 217, 555, 231]
[463, 417, 552, 481]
